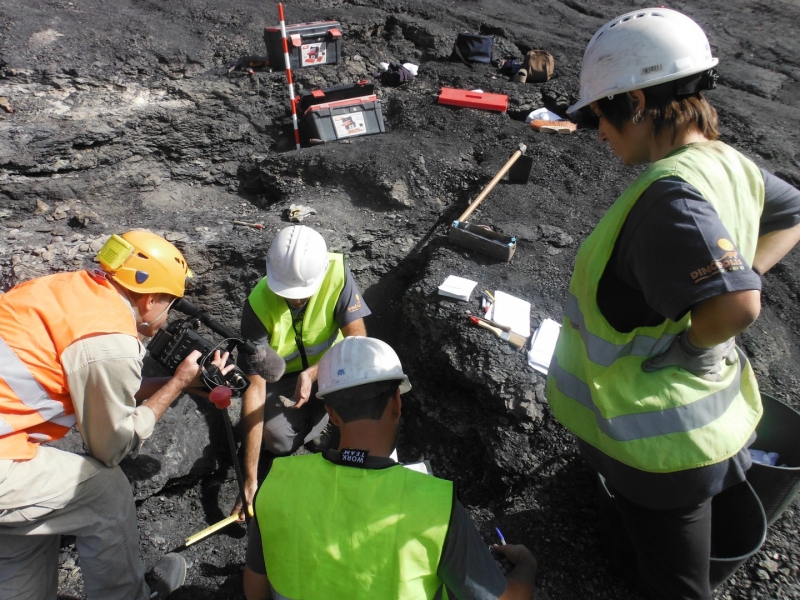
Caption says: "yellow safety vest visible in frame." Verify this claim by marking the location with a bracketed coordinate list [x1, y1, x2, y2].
[256, 453, 454, 599]
[248, 253, 346, 374]
[547, 141, 764, 473]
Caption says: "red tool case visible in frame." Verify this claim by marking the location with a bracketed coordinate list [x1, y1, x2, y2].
[264, 20, 342, 71]
[438, 87, 508, 112]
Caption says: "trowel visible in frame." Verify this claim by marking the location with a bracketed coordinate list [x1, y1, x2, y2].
[449, 144, 532, 261]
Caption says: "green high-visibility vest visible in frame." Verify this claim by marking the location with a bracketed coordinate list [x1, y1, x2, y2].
[547, 141, 764, 473]
[248, 253, 346, 374]
[256, 453, 454, 600]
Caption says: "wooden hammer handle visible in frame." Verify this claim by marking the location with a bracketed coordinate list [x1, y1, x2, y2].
[457, 145, 526, 223]
[184, 514, 240, 547]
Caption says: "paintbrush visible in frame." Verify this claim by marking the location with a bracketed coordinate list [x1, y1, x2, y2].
[468, 316, 528, 349]
[471, 314, 513, 332]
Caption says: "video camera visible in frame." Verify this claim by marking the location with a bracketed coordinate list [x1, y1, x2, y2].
[148, 298, 255, 396]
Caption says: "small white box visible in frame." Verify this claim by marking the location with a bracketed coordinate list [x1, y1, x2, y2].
[438, 275, 478, 302]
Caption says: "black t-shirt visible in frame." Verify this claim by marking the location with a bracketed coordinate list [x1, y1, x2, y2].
[597, 170, 800, 332]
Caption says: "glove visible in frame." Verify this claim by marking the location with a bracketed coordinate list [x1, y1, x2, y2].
[642, 332, 737, 382]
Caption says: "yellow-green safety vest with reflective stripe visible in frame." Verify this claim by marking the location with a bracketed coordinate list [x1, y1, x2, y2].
[547, 141, 764, 473]
[256, 453, 454, 600]
[248, 253, 346, 374]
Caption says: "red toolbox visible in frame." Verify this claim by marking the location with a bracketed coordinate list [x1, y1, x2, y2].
[301, 95, 386, 144]
[264, 20, 342, 71]
[438, 87, 508, 112]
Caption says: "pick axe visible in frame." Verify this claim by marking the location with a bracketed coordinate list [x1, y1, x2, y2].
[209, 386, 253, 522]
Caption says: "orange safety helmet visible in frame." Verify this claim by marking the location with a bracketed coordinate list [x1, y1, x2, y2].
[96, 230, 192, 297]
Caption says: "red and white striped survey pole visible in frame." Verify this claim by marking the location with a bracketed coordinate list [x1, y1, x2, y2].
[278, 3, 301, 150]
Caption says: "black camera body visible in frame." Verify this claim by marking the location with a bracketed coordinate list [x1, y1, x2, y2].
[147, 299, 253, 396]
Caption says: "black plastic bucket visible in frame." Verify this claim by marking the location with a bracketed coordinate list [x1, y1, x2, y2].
[746, 393, 800, 525]
[597, 475, 766, 591]
[708, 480, 767, 589]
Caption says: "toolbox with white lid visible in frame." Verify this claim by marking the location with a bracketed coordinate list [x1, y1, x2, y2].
[264, 20, 342, 71]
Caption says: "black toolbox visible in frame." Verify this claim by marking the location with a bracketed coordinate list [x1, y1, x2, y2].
[297, 81, 374, 113]
[298, 83, 385, 144]
[264, 20, 342, 71]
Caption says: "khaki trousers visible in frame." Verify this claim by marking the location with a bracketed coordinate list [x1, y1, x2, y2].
[0, 448, 149, 600]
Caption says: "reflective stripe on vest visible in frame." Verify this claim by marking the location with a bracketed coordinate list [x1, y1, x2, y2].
[550, 346, 746, 442]
[248, 253, 346, 374]
[279, 327, 341, 365]
[563, 293, 676, 366]
[547, 142, 764, 473]
[0, 270, 137, 459]
[256, 454, 453, 600]
[0, 336, 75, 427]
[27, 415, 78, 442]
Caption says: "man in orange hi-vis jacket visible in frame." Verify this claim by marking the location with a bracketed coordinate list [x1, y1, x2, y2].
[0, 230, 230, 600]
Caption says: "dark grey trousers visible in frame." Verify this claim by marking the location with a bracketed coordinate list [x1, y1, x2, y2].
[613, 489, 713, 600]
[263, 373, 329, 455]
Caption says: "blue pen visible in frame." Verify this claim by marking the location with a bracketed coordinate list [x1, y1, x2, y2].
[495, 527, 506, 545]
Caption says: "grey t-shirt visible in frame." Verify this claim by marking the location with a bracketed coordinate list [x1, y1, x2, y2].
[237, 263, 371, 375]
[245, 452, 507, 600]
[589, 169, 800, 510]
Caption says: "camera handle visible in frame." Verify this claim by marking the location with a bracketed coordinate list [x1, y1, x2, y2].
[173, 298, 257, 356]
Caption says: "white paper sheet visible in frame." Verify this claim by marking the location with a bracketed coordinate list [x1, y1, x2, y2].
[488, 290, 531, 337]
[527, 318, 562, 375]
[403, 460, 433, 475]
[393, 449, 433, 474]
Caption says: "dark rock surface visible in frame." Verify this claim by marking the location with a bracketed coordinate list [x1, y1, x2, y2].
[2, 0, 799, 598]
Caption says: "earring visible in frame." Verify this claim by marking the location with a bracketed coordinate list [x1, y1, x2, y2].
[632, 111, 644, 125]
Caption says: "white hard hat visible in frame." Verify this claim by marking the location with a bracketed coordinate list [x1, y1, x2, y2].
[568, 8, 718, 114]
[317, 336, 411, 399]
[266, 226, 329, 299]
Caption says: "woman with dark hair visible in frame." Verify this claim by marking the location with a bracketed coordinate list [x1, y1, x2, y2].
[546, 8, 800, 600]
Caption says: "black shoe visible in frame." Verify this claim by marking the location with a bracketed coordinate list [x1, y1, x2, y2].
[146, 553, 186, 599]
[308, 422, 340, 453]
